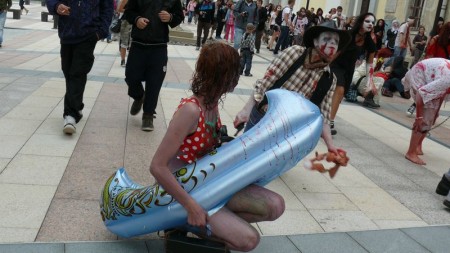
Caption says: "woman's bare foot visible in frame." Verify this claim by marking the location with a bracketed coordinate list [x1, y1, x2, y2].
[416, 149, 424, 155]
[405, 154, 426, 165]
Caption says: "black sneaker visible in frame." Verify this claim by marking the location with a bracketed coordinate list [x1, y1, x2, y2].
[406, 104, 416, 117]
[256, 49, 260, 53]
[436, 175, 450, 196]
[130, 97, 144, 115]
[363, 99, 379, 109]
[120, 59, 125, 67]
[142, 115, 154, 131]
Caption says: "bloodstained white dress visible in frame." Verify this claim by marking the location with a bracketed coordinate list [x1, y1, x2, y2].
[402, 58, 450, 109]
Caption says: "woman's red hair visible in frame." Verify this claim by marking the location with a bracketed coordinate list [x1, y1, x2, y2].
[191, 42, 240, 109]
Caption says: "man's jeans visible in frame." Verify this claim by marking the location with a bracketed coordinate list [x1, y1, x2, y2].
[384, 46, 407, 67]
[0, 10, 7, 45]
[234, 27, 244, 49]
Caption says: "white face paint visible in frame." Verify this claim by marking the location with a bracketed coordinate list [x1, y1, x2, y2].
[362, 15, 375, 32]
[313, 31, 340, 58]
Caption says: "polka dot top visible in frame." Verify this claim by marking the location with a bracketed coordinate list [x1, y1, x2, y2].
[176, 97, 222, 164]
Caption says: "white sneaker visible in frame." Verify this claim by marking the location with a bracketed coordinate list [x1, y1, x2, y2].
[63, 115, 76, 134]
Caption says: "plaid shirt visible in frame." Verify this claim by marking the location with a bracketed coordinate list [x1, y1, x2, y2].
[240, 32, 255, 52]
[254, 46, 336, 124]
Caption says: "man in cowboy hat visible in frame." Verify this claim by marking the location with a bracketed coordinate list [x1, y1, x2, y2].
[234, 21, 351, 154]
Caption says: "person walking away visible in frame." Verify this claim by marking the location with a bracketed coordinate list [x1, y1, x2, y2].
[239, 23, 255, 76]
[254, 0, 266, 53]
[123, 0, 184, 131]
[19, 0, 28, 15]
[292, 7, 307, 46]
[0, 0, 12, 48]
[195, 0, 214, 50]
[233, 0, 257, 49]
[46, 0, 113, 134]
[273, 0, 294, 55]
[117, 0, 132, 67]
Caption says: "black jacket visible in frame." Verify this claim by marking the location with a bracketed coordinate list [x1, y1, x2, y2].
[124, 0, 184, 45]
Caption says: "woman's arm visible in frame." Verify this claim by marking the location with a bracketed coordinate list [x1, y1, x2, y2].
[150, 103, 208, 227]
[117, 0, 128, 13]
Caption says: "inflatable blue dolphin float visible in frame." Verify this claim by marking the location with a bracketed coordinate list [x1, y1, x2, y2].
[100, 89, 323, 238]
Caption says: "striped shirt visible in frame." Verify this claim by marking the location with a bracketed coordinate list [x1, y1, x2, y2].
[254, 46, 336, 124]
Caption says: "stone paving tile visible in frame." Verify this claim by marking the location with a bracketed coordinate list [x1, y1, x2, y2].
[0, 158, 10, 174]
[309, 210, 378, 232]
[0, 242, 64, 253]
[289, 232, 368, 253]
[0, 135, 29, 158]
[401, 226, 450, 253]
[0, 183, 56, 229]
[36, 198, 117, 242]
[295, 192, 359, 211]
[340, 187, 421, 221]
[0, 154, 68, 186]
[257, 210, 323, 235]
[241, 236, 300, 253]
[4, 105, 52, 120]
[66, 241, 149, 253]
[0, 228, 39, 244]
[0, 118, 41, 136]
[373, 220, 428, 230]
[348, 229, 431, 253]
[19, 133, 78, 157]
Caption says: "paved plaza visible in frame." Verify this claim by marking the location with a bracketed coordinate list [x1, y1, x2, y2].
[0, 2, 450, 252]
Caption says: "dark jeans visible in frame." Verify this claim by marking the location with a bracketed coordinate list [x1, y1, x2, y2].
[196, 20, 211, 47]
[240, 50, 253, 75]
[383, 78, 405, 93]
[243, 105, 265, 132]
[60, 35, 97, 123]
[274, 26, 289, 53]
[216, 21, 225, 38]
[255, 29, 263, 51]
[125, 43, 168, 115]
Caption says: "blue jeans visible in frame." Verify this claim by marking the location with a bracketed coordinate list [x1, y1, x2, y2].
[240, 50, 253, 75]
[188, 11, 194, 23]
[234, 27, 244, 49]
[0, 10, 6, 45]
[274, 26, 290, 53]
[244, 105, 265, 132]
[384, 46, 407, 67]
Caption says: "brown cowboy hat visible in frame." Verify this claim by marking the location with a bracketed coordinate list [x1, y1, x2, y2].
[303, 21, 351, 51]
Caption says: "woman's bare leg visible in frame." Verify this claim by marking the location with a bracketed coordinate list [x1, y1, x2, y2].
[405, 130, 426, 165]
[206, 207, 260, 252]
[225, 184, 285, 223]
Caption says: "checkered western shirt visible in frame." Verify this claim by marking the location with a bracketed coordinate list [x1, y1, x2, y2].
[254, 46, 336, 124]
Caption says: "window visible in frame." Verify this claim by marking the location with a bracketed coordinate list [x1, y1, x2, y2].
[409, 0, 425, 29]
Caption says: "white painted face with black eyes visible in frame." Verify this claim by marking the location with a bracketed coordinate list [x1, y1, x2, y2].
[313, 31, 340, 58]
[363, 16, 375, 32]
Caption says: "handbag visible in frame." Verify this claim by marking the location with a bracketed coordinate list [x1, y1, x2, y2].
[110, 17, 122, 33]
[345, 76, 365, 102]
[165, 230, 230, 253]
